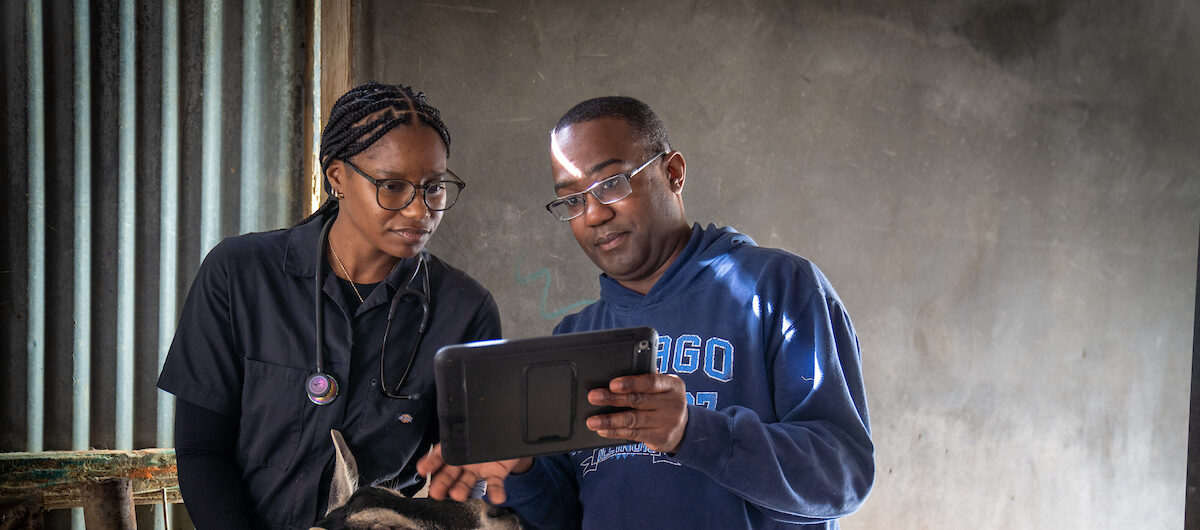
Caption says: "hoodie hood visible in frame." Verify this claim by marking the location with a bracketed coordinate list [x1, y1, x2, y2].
[598, 223, 757, 310]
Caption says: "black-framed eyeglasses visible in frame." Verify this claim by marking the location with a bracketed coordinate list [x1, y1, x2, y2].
[343, 158, 465, 211]
[545, 151, 665, 222]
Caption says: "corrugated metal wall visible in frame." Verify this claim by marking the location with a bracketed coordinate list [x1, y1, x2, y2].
[1, 0, 308, 527]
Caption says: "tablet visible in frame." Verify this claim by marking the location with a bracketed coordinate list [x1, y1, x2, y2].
[434, 327, 658, 465]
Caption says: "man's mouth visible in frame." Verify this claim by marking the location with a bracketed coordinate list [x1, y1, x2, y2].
[594, 231, 625, 250]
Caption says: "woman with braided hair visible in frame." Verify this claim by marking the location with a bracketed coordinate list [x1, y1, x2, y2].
[158, 82, 501, 529]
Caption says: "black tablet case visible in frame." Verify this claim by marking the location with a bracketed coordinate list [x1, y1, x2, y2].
[434, 327, 658, 465]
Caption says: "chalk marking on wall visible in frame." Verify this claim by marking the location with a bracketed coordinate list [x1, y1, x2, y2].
[515, 253, 595, 320]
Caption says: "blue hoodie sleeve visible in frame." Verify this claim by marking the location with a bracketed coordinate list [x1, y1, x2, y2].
[501, 453, 583, 529]
[671, 282, 875, 524]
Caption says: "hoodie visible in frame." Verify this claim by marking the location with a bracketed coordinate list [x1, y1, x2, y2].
[503, 223, 874, 529]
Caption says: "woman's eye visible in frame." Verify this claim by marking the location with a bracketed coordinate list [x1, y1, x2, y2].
[380, 181, 407, 193]
[426, 182, 447, 194]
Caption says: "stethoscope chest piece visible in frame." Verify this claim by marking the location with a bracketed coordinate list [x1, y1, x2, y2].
[307, 372, 339, 405]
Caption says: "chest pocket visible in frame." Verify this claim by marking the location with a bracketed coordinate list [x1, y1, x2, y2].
[239, 358, 309, 471]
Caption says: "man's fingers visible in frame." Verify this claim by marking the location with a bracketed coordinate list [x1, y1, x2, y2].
[585, 374, 689, 453]
[593, 427, 634, 440]
[589, 423, 675, 452]
[589, 388, 645, 408]
[587, 409, 639, 431]
[610, 373, 683, 394]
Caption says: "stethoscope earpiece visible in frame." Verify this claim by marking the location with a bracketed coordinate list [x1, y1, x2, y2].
[306, 372, 339, 405]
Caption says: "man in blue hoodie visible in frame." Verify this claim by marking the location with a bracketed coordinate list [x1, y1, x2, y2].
[419, 96, 874, 528]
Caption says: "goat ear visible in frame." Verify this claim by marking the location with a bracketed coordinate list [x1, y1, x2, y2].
[326, 429, 360, 515]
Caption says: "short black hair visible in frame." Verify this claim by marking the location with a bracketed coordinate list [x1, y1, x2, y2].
[301, 82, 450, 225]
[553, 96, 670, 156]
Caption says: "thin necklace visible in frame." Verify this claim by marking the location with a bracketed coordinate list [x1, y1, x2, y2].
[329, 243, 365, 304]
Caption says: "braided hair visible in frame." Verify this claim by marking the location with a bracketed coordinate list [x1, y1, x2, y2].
[553, 96, 670, 157]
[299, 81, 452, 225]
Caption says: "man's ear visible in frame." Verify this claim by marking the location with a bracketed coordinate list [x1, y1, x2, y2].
[665, 151, 686, 193]
[326, 429, 359, 515]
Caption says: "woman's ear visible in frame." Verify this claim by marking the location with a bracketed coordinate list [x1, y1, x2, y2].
[325, 161, 345, 198]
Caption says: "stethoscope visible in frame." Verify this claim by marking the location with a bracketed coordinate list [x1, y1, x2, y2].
[306, 214, 431, 405]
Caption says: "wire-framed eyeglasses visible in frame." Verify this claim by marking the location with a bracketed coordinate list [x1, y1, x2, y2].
[343, 159, 465, 211]
[545, 151, 666, 222]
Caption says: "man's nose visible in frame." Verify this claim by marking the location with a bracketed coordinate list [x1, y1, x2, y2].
[581, 193, 614, 226]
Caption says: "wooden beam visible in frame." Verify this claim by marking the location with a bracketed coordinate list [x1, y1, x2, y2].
[303, 0, 354, 215]
[0, 449, 180, 511]
[0, 494, 45, 530]
[321, 0, 352, 128]
[83, 479, 134, 530]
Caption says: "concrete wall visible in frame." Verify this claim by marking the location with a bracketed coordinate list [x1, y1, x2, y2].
[353, 0, 1198, 527]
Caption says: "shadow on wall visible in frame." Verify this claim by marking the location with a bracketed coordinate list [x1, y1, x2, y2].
[954, 2, 1067, 64]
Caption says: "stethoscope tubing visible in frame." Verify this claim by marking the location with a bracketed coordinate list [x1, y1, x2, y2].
[381, 258, 429, 399]
[315, 215, 335, 374]
[310, 213, 429, 404]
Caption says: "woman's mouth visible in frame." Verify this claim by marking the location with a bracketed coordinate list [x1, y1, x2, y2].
[392, 228, 429, 243]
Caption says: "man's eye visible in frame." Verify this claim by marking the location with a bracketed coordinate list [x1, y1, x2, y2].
[426, 182, 447, 194]
[598, 176, 624, 190]
[563, 195, 584, 207]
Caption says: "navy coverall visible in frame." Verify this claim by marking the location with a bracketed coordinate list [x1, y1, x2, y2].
[158, 213, 502, 528]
